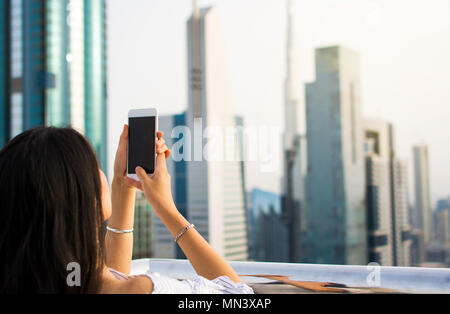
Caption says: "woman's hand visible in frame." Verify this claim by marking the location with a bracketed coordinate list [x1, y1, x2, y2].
[114, 126, 170, 190]
[112, 125, 131, 188]
[123, 132, 173, 215]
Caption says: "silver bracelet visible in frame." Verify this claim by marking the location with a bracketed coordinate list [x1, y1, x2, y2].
[174, 224, 195, 243]
[106, 226, 134, 234]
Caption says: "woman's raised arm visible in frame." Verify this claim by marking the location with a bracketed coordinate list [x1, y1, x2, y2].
[105, 125, 136, 274]
[125, 152, 242, 283]
[106, 127, 170, 274]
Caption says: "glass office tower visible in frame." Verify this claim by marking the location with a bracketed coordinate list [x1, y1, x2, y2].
[247, 189, 289, 262]
[302, 46, 367, 265]
[186, 4, 248, 261]
[0, 0, 10, 148]
[0, 0, 107, 171]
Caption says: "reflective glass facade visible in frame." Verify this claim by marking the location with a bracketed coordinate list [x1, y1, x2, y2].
[247, 189, 289, 262]
[84, 0, 108, 171]
[10, 0, 25, 138]
[303, 46, 367, 265]
[0, 0, 107, 172]
[22, 0, 46, 130]
[46, 0, 71, 127]
[0, 0, 8, 147]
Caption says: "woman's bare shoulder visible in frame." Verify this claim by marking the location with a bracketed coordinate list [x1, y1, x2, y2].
[100, 274, 153, 294]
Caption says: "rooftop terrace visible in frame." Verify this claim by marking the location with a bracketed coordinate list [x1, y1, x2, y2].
[131, 259, 450, 294]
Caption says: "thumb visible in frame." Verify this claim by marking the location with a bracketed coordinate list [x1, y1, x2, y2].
[136, 167, 150, 183]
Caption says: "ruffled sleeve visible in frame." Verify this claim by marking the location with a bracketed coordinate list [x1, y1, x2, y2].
[146, 272, 254, 294]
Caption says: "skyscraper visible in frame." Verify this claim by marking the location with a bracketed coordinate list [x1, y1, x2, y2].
[247, 189, 289, 262]
[284, 0, 300, 148]
[186, 2, 248, 260]
[391, 158, 412, 266]
[149, 2, 248, 260]
[0, 0, 107, 171]
[282, 0, 305, 263]
[302, 46, 367, 265]
[363, 118, 394, 266]
[133, 191, 153, 259]
[363, 118, 412, 266]
[0, 0, 9, 148]
[435, 207, 450, 265]
[413, 144, 432, 244]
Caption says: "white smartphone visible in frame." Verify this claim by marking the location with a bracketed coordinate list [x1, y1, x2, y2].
[127, 108, 158, 181]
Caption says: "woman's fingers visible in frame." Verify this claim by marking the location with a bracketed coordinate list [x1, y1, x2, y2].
[155, 152, 168, 175]
[156, 144, 168, 154]
[113, 125, 129, 178]
[136, 167, 150, 184]
[155, 132, 170, 159]
[118, 125, 129, 153]
[123, 176, 143, 191]
[156, 138, 165, 148]
[165, 149, 171, 159]
[157, 145, 171, 160]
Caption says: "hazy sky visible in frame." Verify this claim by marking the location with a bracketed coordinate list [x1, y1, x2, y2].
[108, 0, 450, 206]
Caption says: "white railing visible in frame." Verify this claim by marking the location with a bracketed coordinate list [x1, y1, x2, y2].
[131, 258, 450, 294]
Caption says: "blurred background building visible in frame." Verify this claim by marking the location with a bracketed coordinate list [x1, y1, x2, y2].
[390, 158, 412, 266]
[424, 197, 450, 266]
[247, 188, 289, 262]
[0, 1, 8, 148]
[412, 144, 433, 245]
[363, 118, 394, 266]
[281, 0, 306, 263]
[150, 2, 249, 261]
[185, 3, 248, 261]
[132, 191, 154, 259]
[0, 0, 108, 171]
[360, 117, 413, 267]
[301, 46, 367, 265]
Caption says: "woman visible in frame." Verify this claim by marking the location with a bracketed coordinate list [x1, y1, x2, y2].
[0, 125, 253, 294]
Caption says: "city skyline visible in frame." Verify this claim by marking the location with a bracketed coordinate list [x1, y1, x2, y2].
[0, 1, 449, 295]
[108, 0, 450, 206]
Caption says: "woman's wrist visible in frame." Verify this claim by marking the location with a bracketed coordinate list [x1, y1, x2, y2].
[107, 220, 134, 231]
[109, 176, 136, 230]
[154, 203, 187, 233]
[112, 176, 135, 192]
[153, 201, 179, 218]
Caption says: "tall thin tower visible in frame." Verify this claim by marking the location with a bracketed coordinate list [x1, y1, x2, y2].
[282, 0, 303, 262]
[186, 1, 248, 261]
[284, 0, 300, 150]
[413, 144, 432, 244]
[190, 0, 202, 118]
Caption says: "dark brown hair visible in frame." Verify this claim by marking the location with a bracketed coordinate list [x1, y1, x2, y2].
[0, 127, 106, 293]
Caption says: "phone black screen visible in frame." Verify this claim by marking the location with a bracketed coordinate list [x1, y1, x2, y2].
[128, 116, 156, 174]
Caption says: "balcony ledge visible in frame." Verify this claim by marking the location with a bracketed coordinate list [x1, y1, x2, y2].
[131, 258, 450, 294]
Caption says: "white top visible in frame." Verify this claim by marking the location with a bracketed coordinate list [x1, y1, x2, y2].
[109, 268, 254, 294]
